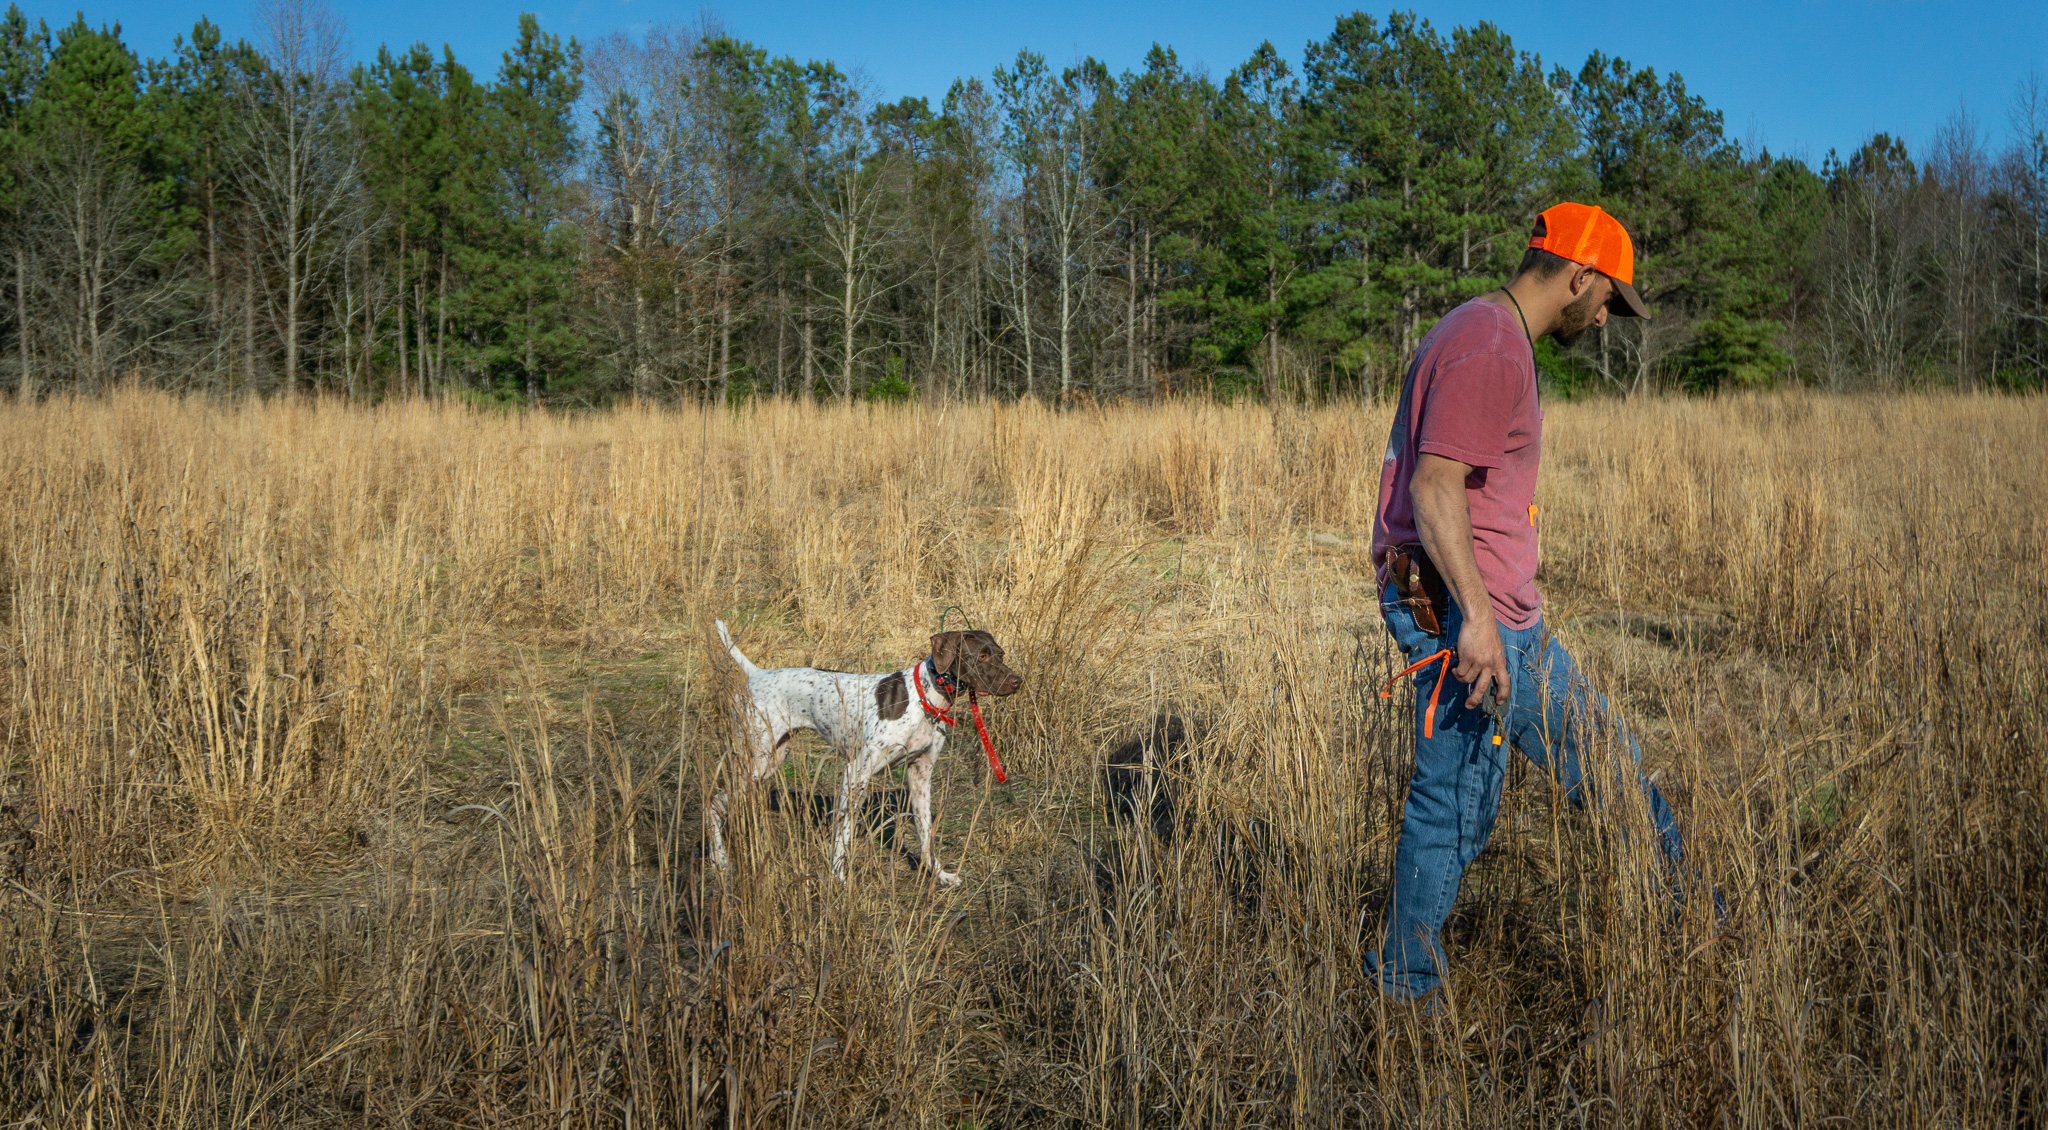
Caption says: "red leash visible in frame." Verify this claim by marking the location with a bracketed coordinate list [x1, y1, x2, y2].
[967, 692, 1006, 783]
[913, 662, 1007, 783]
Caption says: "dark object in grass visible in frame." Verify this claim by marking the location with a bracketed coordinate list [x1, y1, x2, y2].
[1102, 714, 1189, 841]
[1094, 714, 1299, 908]
[768, 785, 913, 849]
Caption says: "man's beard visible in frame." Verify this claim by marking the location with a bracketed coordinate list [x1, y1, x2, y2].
[1551, 287, 1602, 348]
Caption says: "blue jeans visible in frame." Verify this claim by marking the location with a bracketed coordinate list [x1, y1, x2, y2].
[1365, 585, 1685, 1004]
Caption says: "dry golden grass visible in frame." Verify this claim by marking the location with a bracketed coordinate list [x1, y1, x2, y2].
[0, 387, 2042, 1127]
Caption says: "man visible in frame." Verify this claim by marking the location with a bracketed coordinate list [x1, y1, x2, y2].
[1364, 202, 1685, 1007]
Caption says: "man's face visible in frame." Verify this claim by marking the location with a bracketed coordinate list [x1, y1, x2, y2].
[1552, 271, 1613, 348]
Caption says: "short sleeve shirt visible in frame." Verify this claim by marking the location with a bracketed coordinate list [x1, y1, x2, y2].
[1370, 299, 1544, 629]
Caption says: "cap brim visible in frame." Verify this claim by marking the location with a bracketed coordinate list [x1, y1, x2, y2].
[1609, 278, 1649, 319]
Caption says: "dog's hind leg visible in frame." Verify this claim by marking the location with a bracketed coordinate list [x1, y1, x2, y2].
[706, 787, 732, 872]
[709, 699, 784, 874]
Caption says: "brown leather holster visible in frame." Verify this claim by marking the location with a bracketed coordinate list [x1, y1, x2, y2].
[1383, 545, 1451, 637]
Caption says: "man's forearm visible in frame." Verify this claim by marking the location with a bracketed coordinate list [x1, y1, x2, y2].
[1408, 453, 1508, 703]
[1410, 463, 1492, 621]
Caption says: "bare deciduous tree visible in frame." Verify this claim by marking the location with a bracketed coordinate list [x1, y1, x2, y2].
[236, 0, 364, 391]
[1816, 137, 1932, 389]
[1996, 78, 2048, 381]
[1927, 107, 1998, 386]
[24, 128, 170, 386]
[795, 74, 900, 404]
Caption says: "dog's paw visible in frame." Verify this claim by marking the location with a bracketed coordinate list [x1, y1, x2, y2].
[935, 870, 962, 889]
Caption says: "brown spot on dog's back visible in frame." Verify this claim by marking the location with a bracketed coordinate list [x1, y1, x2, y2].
[875, 672, 909, 720]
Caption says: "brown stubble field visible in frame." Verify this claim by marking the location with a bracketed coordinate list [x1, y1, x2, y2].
[0, 388, 2042, 1128]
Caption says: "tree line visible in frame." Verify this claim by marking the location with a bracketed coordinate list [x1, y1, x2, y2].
[2, 1, 2044, 404]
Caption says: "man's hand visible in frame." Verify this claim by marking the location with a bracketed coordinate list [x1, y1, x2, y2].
[1455, 615, 1509, 709]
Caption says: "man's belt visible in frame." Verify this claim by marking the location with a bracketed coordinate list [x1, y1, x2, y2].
[1383, 544, 1451, 637]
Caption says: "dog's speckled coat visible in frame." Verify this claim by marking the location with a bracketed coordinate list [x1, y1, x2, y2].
[710, 620, 1021, 886]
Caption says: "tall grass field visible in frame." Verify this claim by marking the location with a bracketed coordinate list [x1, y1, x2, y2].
[1, 389, 2042, 1127]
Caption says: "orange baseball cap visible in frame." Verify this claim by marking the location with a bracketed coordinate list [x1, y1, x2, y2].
[1528, 202, 1649, 318]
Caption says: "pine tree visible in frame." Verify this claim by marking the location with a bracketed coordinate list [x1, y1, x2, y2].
[463, 13, 582, 402]
[148, 18, 265, 354]
[1212, 42, 1313, 399]
[1563, 52, 1789, 390]
[1098, 46, 1213, 395]
[354, 42, 447, 394]
[0, 5, 47, 395]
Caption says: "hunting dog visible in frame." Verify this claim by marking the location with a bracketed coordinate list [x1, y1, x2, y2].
[710, 621, 1023, 887]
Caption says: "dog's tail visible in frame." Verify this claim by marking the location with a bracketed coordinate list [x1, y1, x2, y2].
[714, 619, 762, 676]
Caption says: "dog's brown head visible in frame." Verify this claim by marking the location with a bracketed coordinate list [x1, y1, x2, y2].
[930, 630, 1023, 697]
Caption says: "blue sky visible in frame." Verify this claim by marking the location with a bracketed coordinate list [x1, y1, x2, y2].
[47, 0, 2048, 164]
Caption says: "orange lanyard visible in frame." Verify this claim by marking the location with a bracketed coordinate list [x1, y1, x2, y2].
[1378, 648, 1506, 746]
[1378, 649, 1457, 739]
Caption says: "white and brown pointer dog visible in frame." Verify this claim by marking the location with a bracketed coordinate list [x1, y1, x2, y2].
[710, 621, 1023, 887]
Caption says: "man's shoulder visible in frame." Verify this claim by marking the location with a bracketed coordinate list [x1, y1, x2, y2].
[1417, 300, 1540, 411]
[1424, 299, 1522, 358]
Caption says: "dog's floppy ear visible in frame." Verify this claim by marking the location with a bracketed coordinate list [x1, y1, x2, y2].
[929, 631, 962, 673]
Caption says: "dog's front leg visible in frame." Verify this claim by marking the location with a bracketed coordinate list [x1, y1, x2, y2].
[908, 743, 959, 888]
[828, 750, 880, 883]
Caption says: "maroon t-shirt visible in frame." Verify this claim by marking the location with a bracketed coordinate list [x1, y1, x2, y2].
[1371, 298, 1544, 629]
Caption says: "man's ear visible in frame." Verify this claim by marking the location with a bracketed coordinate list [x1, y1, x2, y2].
[1572, 264, 1602, 298]
[929, 631, 962, 672]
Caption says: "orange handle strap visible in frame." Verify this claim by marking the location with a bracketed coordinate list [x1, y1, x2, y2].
[1378, 648, 1457, 739]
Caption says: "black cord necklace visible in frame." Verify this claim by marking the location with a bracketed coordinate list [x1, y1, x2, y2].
[1499, 288, 1534, 345]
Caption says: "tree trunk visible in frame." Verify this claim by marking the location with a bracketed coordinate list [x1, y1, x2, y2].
[1126, 233, 1138, 392]
[286, 274, 300, 393]
[801, 268, 815, 401]
[415, 270, 430, 392]
[204, 161, 219, 333]
[972, 261, 986, 398]
[525, 294, 538, 405]
[15, 248, 29, 400]
[243, 257, 257, 391]
[1266, 258, 1281, 403]
[775, 282, 786, 397]
[927, 263, 942, 399]
[840, 247, 856, 405]
[718, 254, 732, 404]
[342, 255, 354, 401]
[631, 281, 650, 397]
[1268, 171, 1284, 402]
[361, 242, 374, 399]
[436, 251, 449, 388]
[1143, 230, 1156, 396]
[1019, 248, 1036, 399]
[284, 82, 302, 392]
[396, 228, 409, 396]
[1058, 235, 1072, 400]
[702, 311, 716, 402]
[285, 204, 301, 391]
[73, 193, 88, 383]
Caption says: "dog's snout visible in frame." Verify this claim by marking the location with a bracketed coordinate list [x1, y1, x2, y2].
[998, 672, 1024, 696]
